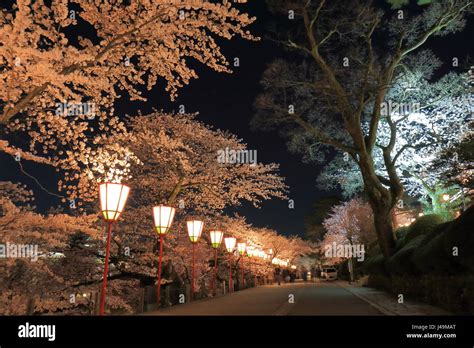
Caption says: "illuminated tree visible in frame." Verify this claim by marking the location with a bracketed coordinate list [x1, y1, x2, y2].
[120, 112, 288, 210]
[254, 0, 472, 256]
[322, 198, 377, 247]
[0, 0, 257, 201]
[317, 69, 472, 212]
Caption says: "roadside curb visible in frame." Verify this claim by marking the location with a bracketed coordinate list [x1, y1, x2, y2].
[335, 281, 397, 316]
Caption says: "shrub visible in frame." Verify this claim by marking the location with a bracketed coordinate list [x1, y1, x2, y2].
[404, 214, 444, 242]
[394, 226, 410, 251]
[364, 208, 474, 314]
[441, 206, 474, 272]
[363, 254, 387, 275]
[386, 235, 425, 275]
[412, 229, 456, 274]
[366, 240, 381, 258]
[395, 226, 410, 240]
[412, 207, 474, 273]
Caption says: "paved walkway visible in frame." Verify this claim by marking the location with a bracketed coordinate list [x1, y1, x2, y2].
[144, 280, 450, 316]
[145, 281, 381, 315]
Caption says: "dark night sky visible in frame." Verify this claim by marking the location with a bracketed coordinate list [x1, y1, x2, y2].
[1, 1, 472, 238]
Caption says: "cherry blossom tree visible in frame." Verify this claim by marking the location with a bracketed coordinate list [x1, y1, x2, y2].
[0, 182, 118, 315]
[0, 0, 258, 202]
[113, 111, 288, 210]
[12, 110, 288, 310]
[322, 198, 376, 248]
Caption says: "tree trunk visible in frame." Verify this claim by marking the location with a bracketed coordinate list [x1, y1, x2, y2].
[358, 157, 397, 258]
[371, 203, 396, 258]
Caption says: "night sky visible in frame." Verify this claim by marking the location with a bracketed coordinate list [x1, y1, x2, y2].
[1, 1, 472, 238]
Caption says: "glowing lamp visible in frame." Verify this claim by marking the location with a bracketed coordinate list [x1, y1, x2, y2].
[153, 205, 175, 234]
[237, 242, 246, 255]
[224, 237, 236, 253]
[246, 246, 254, 258]
[442, 194, 450, 202]
[187, 220, 204, 243]
[99, 182, 130, 221]
[210, 231, 224, 249]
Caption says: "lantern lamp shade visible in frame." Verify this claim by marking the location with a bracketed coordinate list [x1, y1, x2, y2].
[237, 242, 246, 255]
[99, 182, 130, 221]
[246, 246, 254, 257]
[187, 220, 204, 243]
[210, 230, 224, 249]
[152, 205, 175, 235]
[224, 237, 236, 253]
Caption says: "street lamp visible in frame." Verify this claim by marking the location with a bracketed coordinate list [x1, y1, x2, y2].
[152, 205, 176, 307]
[237, 242, 246, 288]
[187, 220, 204, 299]
[224, 237, 236, 293]
[442, 193, 450, 202]
[98, 182, 130, 315]
[209, 230, 224, 296]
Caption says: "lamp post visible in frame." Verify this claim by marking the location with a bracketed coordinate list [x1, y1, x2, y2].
[210, 230, 224, 296]
[187, 220, 204, 299]
[152, 205, 175, 307]
[98, 182, 130, 316]
[224, 237, 236, 293]
[237, 242, 246, 288]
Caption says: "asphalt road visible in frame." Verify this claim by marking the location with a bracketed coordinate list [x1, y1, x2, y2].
[145, 281, 383, 316]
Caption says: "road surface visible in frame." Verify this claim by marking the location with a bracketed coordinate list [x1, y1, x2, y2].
[145, 281, 383, 315]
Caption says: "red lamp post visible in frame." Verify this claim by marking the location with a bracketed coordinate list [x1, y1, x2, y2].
[152, 205, 176, 307]
[224, 237, 236, 293]
[98, 182, 130, 316]
[237, 242, 246, 288]
[209, 230, 224, 296]
[187, 220, 204, 300]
